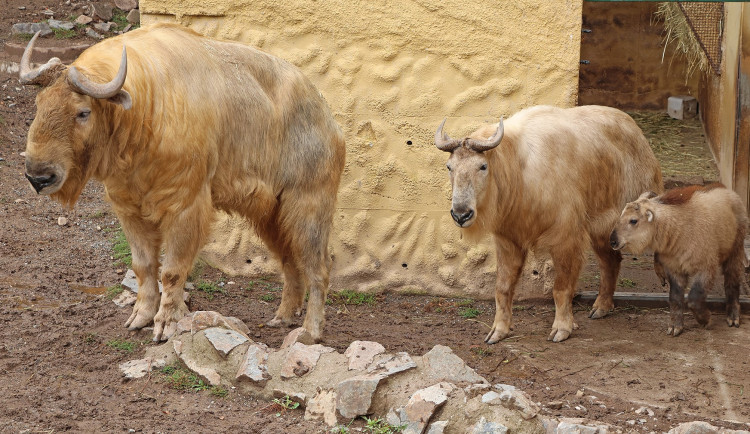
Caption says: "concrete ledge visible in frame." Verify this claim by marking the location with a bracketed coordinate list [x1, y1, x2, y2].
[4, 41, 92, 64]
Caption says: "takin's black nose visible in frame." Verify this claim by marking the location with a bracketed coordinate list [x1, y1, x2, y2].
[451, 209, 474, 226]
[609, 230, 618, 249]
[25, 172, 57, 193]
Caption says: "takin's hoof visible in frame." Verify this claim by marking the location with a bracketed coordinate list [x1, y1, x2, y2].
[588, 307, 611, 319]
[484, 327, 511, 344]
[152, 319, 178, 342]
[727, 316, 741, 327]
[266, 316, 294, 328]
[547, 327, 571, 342]
[667, 325, 684, 336]
[125, 310, 155, 330]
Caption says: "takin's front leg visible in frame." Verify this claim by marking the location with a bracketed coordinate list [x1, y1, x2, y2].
[687, 274, 711, 329]
[666, 273, 685, 336]
[485, 239, 526, 344]
[120, 215, 162, 331]
[152, 193, 213, 342]
[589, 236, 622, 319]
[548, 245, 583, 342]
[722, 252, 744, 327]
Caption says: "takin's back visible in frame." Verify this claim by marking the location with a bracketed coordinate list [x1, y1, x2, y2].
[77, 23, 345, 197]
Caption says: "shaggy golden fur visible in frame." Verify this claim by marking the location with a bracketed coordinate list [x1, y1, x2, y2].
[438, 105, 663, 344]
[611, 185, 748, 336]
[23, 24, 346, 341]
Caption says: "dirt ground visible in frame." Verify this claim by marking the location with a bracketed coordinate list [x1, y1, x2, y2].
[2, 5, 750, 433]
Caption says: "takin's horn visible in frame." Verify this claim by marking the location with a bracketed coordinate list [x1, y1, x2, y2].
[67, 45, 127, 99]
[467, 117, 504, 152]
[435, 118, 461, 152]
[19, 31, 66, 86]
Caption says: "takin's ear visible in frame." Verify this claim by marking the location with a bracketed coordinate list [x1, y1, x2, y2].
[645, 209, 654, 222]
[107, 89, 132, 110]
[638, 191, 659, 200]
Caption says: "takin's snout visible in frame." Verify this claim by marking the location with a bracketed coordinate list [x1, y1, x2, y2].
[609, 229, 622, 250]
[450, 208, 475, 227]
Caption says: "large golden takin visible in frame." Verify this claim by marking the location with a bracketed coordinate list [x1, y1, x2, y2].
[435, 106, 663, 343]
[20, 24, 346, 342]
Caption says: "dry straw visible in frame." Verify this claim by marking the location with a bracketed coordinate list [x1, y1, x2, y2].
[654, 2, 710, 82]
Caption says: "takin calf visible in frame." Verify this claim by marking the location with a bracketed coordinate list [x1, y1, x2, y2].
[435, 105, 663, 343]
[610, 185, 749, 336]
[19, 24, 346, 342]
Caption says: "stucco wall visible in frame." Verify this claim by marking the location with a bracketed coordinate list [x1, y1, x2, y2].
[139, 0, 583, 300]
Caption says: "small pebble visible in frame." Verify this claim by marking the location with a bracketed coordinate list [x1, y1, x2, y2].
[18, 6, 26, 10]
[57, 216, 69, 226]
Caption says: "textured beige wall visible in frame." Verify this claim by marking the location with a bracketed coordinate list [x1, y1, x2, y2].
[140, 0, 583, 300]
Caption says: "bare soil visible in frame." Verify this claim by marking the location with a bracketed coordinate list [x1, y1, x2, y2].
[1, 6, 749, 433]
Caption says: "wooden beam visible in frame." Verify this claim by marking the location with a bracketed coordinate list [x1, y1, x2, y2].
[575, 291, 750, 311]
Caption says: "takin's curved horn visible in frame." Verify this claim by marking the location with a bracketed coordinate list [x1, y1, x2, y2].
[435, 118, 461, 152]
[467, 117, 504, 152]
[67, 45, 127, 99]
[19, 31, 65, 86]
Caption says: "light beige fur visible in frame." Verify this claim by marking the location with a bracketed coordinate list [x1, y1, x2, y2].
[438, 105, 663, 343]
[23, 23, 346, 341]
[611, 185, 748, 335]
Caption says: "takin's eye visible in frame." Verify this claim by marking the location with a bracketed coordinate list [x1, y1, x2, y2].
[479, 164, 487, 171]
[76, 110, 91, 122]
[446, 164, 452, 171]
[629, 218, 638, 225]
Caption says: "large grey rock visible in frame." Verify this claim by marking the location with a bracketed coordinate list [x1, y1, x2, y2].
[426, 421, 448, 434]
[281, 327, 315, 348]
[92, 3, 114, 21]
[305, 389, 338, 427]
[119, 357, 166, 379]
[344, 340, 385, 370]
[179, 311, 250, 338]
[204, 327, 248, 357]
[48, 19, 75, 31]
[423, 345, 488, 385]
[235, 343, 271, 386]
[85, 28, 103, 39]
[280, 342, 335, 378]
[12, 22, 52, 36]
[471, 417, 509, 434]
[399, 382, 454, 434]
[93, 22, 113, 32]
[115, 0, 138, 11]
[336, 373, 382, 419]
[75, 15, 93, 25]
[667, 421, 750, 434]
[485, 384, 540, 420]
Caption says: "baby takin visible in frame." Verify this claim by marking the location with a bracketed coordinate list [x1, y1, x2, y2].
[610, 185, 749, 336]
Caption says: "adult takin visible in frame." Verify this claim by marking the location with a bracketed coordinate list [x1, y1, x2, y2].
[20, 24, 346, 342]
[435, 105, 663, 343]
[610, 185, 749, 336]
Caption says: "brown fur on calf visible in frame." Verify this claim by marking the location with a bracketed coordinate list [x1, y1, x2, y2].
[611, 185, 749, 335]
[20, 24, 346, 342]
[436, 105, 663, 344]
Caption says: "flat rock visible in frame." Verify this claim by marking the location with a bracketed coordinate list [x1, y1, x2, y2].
[336, 373, 382, 419]
[556, 418, 610, 434]
[119, 357, 166, 379]
[48, 20, 76, 31]
[184, 311, 250, 338]
[305, 389, 338, 427]
[668, 421, 750, 434]
[280, 342, 335, 379]
[485, 384, 540, 420]
[11, 22, 52, 37]
[203, 327, 248, 357]
[92, 3, 114, 21]
[235, 343, 271, 386]
[112, 289, 136, 307]
[85, 28, 103, 40]
[115, 0, 138, 11]
[75, 15, 93, 25]
[281, 327, 315, 348]
[126, 8, 140, 24]
[426, 421, 448, 434]
[400, 382, 454, 434]
[93, 22, 113, 32]
[344, 340, 385, 370]
[423, 345, 488, 385]
[178, 349, 221, 386]
[366, 352, 416, 377]
[471, 417, 509, 434]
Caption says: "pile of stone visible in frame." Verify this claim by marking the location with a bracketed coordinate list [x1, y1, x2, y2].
[11, 0, 140, 41]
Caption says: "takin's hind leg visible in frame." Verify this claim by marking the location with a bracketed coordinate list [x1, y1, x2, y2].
[589, 236, 622, 319]
[548, 245, 583, 342]
[120, 215, 162, 331]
